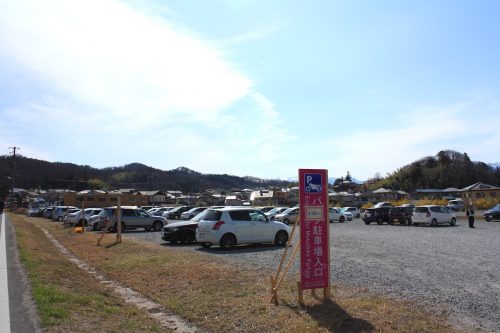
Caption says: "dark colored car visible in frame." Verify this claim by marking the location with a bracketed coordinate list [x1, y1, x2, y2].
[363, 207, 391, 225]
[164, 206, 195, 220]
[388, 206, 414, 225]
[161, 211, 211, 244]
[484, 204, 500, 222]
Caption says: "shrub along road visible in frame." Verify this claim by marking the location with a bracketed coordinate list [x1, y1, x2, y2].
[133, 217, 500, 332]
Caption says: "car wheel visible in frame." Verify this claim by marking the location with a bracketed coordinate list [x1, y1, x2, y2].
[152, 221, 163, 231]
[450, 218, 456, 226]
[274, 230, 288, 246]
[364, 221, 371, 225]
[339, 216, 345, 223]
[485, 217, 491, 222]
[377, 218, 383, 225]
[356, 214, 360, 218]
[179, 231, 195, 244]
[431, 219, 437, 227]
[219, 234, 236, 250]
[92, 223, 101, 231]
[283, 218, 290, 225]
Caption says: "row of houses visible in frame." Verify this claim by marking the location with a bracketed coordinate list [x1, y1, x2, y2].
[7, 182, 500, 209]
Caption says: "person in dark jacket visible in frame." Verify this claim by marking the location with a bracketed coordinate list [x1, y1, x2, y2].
[466, 206, 475, 228]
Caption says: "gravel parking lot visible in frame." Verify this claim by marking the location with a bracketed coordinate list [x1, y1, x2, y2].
[127, 217, 500, 332]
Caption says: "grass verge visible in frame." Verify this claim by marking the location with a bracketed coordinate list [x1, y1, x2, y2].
[11, 214, 168, 333]
[12, 214, 476, 333]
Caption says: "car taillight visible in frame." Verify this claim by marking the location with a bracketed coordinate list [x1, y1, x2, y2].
[212, 220, 225, 230]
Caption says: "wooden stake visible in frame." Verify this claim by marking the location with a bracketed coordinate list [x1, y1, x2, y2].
[297, 281, 303, 305]
[271, 215, 300, 304]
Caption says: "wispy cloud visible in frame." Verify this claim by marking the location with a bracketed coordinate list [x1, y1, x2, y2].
[320, 96, 500, 179]
[0, 0, 293, 175]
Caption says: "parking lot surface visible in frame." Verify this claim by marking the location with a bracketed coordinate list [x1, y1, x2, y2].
[127, 218, 500, 332]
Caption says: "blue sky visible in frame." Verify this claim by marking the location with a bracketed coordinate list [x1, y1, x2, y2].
[1, 0, 499, 181]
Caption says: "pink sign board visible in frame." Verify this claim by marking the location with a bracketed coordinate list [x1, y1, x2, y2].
[299, 169, 330, 290]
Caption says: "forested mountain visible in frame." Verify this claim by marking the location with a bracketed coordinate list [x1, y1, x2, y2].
[0, 155, 286, 196]
[369, 150, 500, 192]
[1, 150, 499, 197]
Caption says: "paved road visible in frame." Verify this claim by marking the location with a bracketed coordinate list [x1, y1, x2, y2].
[127, 218, 500, 332]
[1, 213, 40, 333]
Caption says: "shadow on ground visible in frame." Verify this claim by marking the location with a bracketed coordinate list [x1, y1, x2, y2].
[284, 297, 374, 333]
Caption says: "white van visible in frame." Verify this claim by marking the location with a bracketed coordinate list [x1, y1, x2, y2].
[447, 199, 464, 212]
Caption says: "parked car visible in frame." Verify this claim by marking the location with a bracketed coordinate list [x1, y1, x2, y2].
[51, 206, 78, 221]
[98, 206, 167, 231]
[148, 207, 173, 216]
[342, 207, 361, 218]
[274, 207, 299, 225]
[258, 206, 276, 213]
[163, 206, 195, 220]
[333, 207, 352, 221]
[65, 208, 103, 226]
[265, 207, 288, 220]
[43, 207, 54, 219]
[362, 207, 391, 225]
[26, 207, 43, 216]
[388, 206, 414, 225]
[161, 211, 211, 244]
[180, 207, 208, 220]
[195, 207, 290, 249]
[328, 208, 351, 223]
[447, 199, 465, 212]
[483, 204, 500, 222]
[88, 212, 104, 231]
[373, 202, 392, 208]
[412, 205, 456, 226]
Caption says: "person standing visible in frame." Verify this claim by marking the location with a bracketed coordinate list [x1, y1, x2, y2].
[466, 206, 475, 228]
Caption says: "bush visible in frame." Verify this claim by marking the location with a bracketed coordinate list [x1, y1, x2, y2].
[474, 198, 500, 210]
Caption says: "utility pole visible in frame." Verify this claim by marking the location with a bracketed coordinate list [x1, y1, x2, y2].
[9, 146, 20, 210]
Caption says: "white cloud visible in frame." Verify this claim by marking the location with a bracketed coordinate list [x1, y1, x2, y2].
[0, 0, 295, 175]
[0, 0, 253, 119]
[319, 96, 500, 180]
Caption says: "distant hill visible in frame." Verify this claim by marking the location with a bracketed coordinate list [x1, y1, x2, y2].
[368, 150, 500, 192]
[1, 151, 499, 197]
[0, 155, 289, 196]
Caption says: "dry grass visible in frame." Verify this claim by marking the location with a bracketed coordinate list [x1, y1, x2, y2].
[12, 214, 478, 333]
[11, 214, 168, 333]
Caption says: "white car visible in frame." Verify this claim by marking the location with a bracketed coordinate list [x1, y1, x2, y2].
[274, 207, 299, 225]
[180, 207, 208, 220]
[265, 207, 289, 220]
[412, 205, 457, 226]
[148, 207, 173, 216]
[65, 208, 103, 226]
[329, 208, 351, 223]
[195, 207, 290, 249]
[342, 207, 360, 218]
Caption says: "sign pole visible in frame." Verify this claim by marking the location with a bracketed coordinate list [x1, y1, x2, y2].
[116, 195, 122, 243]
[298, 169, 330, 302]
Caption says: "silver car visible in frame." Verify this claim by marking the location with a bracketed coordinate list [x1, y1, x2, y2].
[98, 206, 167, 232]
